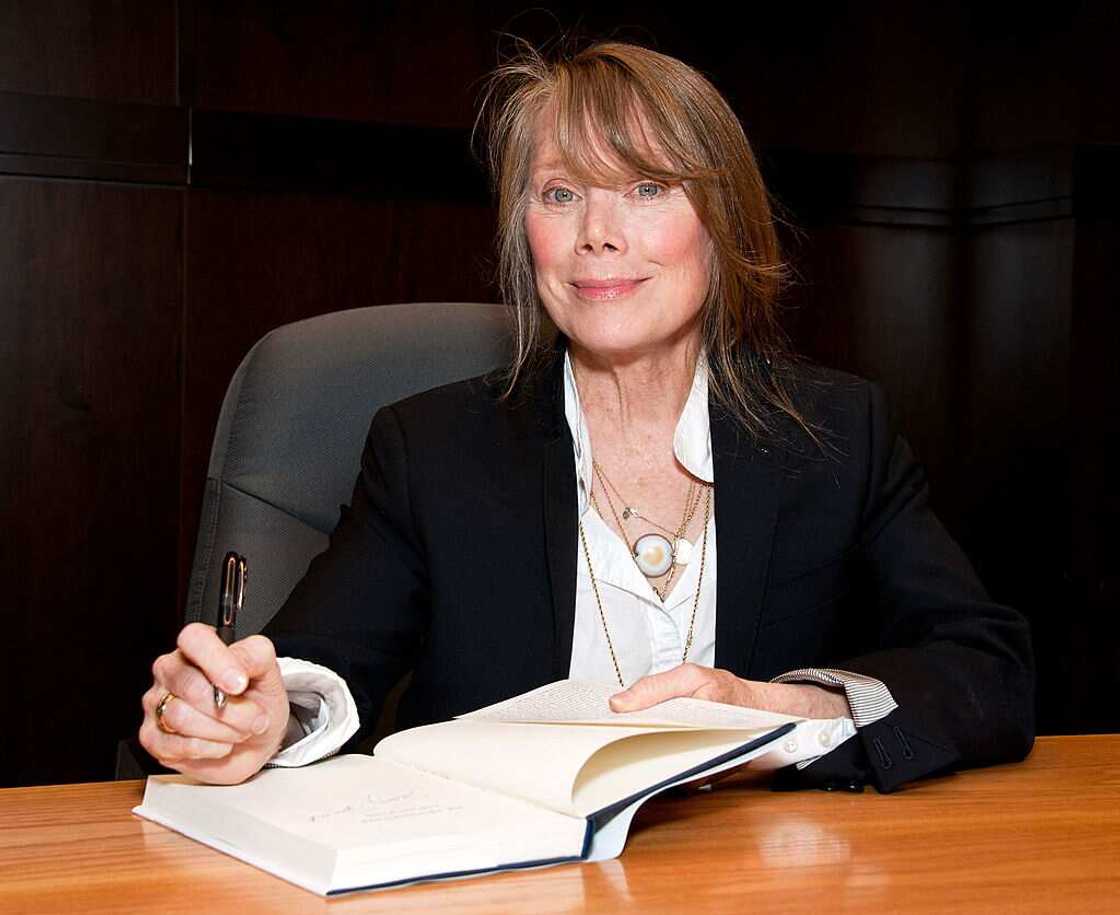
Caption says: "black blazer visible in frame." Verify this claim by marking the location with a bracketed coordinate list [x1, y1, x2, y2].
[265, 348, 1035, 793]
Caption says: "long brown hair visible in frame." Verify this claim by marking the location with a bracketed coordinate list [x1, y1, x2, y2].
[473, 38, 828, 452]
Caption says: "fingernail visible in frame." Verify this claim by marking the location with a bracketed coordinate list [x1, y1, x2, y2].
[222, 670, 247, 693]
[252, 714, 270, 735]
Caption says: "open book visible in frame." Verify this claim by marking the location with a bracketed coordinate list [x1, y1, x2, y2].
[133, 679, 800, 896]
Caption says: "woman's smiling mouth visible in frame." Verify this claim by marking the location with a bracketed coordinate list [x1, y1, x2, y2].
[569, 277, 650, 300]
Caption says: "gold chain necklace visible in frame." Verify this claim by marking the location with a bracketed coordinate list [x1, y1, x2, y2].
[592, 462, 701, 597]
[594, 461, 702, 540]
[595, 464, 702, 598]
[578, 484, 712, 687]
[592, 487, 686, 600]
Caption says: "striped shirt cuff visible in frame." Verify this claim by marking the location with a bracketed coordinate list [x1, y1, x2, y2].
[771, 668, 898, 771]
[771, 667, 898, 728]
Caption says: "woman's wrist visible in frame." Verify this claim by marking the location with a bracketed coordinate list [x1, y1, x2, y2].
[771, 681, 851, 719]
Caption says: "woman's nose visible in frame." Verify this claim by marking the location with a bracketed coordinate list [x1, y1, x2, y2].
[575, 190, 626, 255]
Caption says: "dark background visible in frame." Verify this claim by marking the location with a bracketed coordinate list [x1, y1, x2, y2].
[1, 1, 1116, 789]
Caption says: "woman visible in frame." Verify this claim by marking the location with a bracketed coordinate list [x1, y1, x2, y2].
[138, 41, 1034, 791]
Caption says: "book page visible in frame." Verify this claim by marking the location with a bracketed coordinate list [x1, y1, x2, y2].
[134, 755, 587, 894]
[377, 714, 788, 818]
[460, 679, 802, 730]
[376, 719, 666, 817]
[571, 729, 767, 816]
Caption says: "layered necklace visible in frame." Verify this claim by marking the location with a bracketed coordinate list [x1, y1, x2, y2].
[593, 462, 707, 595]
[578, 462, 713, 687]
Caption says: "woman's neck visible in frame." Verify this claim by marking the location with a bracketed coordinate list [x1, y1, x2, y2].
[568, 335, 701, 439]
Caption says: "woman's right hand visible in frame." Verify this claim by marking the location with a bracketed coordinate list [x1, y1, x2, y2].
[139, 623, 291, 785]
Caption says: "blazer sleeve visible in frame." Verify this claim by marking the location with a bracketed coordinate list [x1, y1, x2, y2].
[779, 380, 1035, 793]
[261, 404, 428, 753]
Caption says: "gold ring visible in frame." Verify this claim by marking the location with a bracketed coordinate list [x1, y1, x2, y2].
[155, 691, 178, 734]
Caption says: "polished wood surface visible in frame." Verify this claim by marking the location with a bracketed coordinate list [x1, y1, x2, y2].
[1, 735, 1117, 913]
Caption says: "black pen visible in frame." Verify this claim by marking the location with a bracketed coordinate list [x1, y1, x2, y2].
[213, 551, 247, 709]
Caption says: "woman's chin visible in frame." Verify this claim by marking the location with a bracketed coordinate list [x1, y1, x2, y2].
[566, 328, 688, 363]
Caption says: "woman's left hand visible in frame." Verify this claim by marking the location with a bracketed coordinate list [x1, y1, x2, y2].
[609, 662, 851, 719]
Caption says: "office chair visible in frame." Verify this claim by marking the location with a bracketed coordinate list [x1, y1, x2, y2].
[116, 302, 512, 777]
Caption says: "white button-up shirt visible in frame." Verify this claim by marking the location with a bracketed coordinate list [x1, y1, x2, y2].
[269, 353, 897, 770]
[565, 348, 719, 685]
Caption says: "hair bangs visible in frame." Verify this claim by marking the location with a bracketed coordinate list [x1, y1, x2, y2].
[549, 63, 716, 189]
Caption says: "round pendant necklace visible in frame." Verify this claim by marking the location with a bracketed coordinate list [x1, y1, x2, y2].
[579, 484, 712, 687]
[632, 533, 674, 577]
[591, 461, 704, 596]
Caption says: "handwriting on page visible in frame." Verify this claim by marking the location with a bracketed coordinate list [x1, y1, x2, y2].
[305, 788, 464, 825]
[461, 679, 800, 729]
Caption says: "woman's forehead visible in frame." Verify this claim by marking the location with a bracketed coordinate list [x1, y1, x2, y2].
[529, 115, 670, 180]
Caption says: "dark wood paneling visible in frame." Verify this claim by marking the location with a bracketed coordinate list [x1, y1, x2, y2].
[1068, 154, 1120, 731]
[957, 218, 1075, 732]
[184, 2, 971, 158]
[704, 5, 968, 157]
[178, 189, 497, 593]
[189, 110, 486, 200]
[763, 147, 1075, 229]
[187, 0, 491, 125]
[0, 178, 182, 787]
[0, 1, 176, 103]
[782, 224, 961, 496]
[775, 146, 1113, 735]
[1073, 146, 1120, 217]
[1077, 4, 1120, 144]
[762, 151, 958, 228]
[0, 92, 187, 184]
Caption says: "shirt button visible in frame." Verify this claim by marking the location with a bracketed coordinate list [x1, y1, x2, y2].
[818, 731, 832, 748]
[783, 739, 799, 754]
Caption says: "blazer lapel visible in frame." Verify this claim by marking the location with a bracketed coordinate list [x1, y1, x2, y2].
[543, 433, 578, 680]
[531, 345, 578, 681]
[711, 407, 785, 679]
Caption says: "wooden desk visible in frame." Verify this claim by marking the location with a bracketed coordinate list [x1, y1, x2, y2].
[2, 735, 1117, 914]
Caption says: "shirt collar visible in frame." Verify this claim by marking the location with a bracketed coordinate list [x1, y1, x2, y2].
[562, 349, 714, 516]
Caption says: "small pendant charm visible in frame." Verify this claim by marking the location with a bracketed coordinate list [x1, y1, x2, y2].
[674, 538, 694, 565]
[633, 533, 674, 577]
[622, 507, 634, 520]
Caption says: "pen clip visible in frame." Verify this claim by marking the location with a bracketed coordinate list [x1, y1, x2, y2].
[235, 554, 247, 617]
[219, 551, 246, 628]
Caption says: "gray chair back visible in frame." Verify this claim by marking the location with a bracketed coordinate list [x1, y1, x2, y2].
[184, 302, 513, 633]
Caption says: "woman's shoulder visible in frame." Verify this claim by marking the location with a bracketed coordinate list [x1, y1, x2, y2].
[743, 353, 892, 468]
[773, 356, 870, 398]
[389, 370, 499, 413]
[380, 362, 560, 445]
[781, 358, 882, 427]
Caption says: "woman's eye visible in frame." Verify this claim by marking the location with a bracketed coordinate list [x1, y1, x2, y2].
[635, 182, 664, 199]
[544, 186, 575, 204]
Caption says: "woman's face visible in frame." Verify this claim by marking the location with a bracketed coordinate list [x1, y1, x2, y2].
[523, 125, 712, 363]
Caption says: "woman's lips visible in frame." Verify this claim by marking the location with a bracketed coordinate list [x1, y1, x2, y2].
[569, 278, 649, 301]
